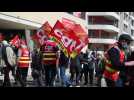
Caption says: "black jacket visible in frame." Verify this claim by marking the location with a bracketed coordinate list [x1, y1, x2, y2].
[108, 47, 125, 71]
[59, 51, 69, 67]
[31, 50, 42, 71]
[70, 55, 81, 69]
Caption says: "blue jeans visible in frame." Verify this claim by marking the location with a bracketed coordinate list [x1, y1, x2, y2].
[60, 66, 71, 87]
[115, 78, 123, 87]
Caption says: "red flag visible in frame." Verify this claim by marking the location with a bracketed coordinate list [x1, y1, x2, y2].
[41, 21, 53, 38]
[10, 35, 20, 48]
[72, 24, 88, 44]
[32, 21, 52, 46]
[62, 17, 76, 30]
[50, 20, 84, 58]
[62, 18, 89, 52]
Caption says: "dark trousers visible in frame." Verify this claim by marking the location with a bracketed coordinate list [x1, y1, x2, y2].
[16, 67, 28, 87]
[105, 78, 115, 87]
[83, 65, 94, 84]
[79, 69, 84, 81]
[129, 80, 134, 87]
[97, 75, 102, 87]
[70, 66, 81, 85]
[3, 66, 12, 87]
[32, 69, 44, 87]
[95, 70, 103, 87]
[44, 65, 57, 86]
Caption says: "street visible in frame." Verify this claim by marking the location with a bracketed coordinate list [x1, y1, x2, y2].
[0, 71, 98, 87]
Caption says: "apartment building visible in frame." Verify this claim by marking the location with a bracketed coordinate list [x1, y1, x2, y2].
[70, 12, 134, 52]
[0, 12, 134, 52]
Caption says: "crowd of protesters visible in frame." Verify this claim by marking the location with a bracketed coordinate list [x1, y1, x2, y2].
[0, 33, 134, 87]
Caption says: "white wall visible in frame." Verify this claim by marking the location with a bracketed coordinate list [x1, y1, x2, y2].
[1, 12, 86, 30]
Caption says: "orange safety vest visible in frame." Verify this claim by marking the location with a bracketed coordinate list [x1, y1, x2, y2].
[41, 41, 57, 65]
[103, 46, 125, 81]
[18, 48, 31, 68]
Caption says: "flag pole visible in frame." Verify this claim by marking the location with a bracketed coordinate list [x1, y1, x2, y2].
[25, 28, 33, 81]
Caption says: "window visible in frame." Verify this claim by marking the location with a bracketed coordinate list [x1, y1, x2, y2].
[101, 31, 109, 38]
[88, 30, 94, 38]
[124, 13, 129, 21]
[124, 24, 128, 32]
[88, 16, 93, 24]
[131, 30, 134, 36]
[88, 30, 99, 38]
[124, 13, 126, 20]
[114, 20, 118, 27]
[132, 20, 134, 26]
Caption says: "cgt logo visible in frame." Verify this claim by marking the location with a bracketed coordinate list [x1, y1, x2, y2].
[54, 29, 84, 53]
[36, 29, 49, 45]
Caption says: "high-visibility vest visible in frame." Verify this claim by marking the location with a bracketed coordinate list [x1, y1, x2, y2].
[103, 47, 125, 81]
[41, 41, 57, 65]
[18, 48, 31, 68]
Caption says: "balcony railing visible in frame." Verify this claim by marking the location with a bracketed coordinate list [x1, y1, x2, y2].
[88, 22, 118, 28]
[88, 35, 117, 39]
[89, 38, 117, 44]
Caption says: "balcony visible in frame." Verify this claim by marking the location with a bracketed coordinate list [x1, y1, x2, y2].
[130, 15, 134, 20]
[87, 12, 120, 20]
[87, 24, 120, 33]
[89, 38, 117, 44]
[130, 25, 134, 30]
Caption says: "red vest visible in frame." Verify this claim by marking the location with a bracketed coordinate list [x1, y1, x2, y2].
[18, 48, 30, 68]
[41, 40, 57, 65]
[103, 46, 125, 81]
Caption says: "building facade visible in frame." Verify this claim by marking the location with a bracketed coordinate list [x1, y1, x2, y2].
[0, 12, 134, 53]
[0, 12, 86, 49]
[69, 12, 134, 52]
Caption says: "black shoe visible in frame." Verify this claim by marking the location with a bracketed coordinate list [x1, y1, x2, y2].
[90, 83, 93, 86]
[67, 84, 72, 87]
[84, 82, 88, 85]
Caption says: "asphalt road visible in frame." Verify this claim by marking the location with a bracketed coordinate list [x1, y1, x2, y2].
[0, 73, 98, 87]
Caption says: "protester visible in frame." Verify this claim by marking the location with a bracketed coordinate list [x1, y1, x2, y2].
[58, 50, 72, 87]
[31, 47, 44, 87]
[16, 40, 30, 87]
[103, 34, 133, 87]
[1, 40, 16, 87]
[95, 53, 105, 87]
[40, 39, 59, 87]
[70, 54, 82, 86]
[83, 50, 96, 86]
[125, 45, 134, 86]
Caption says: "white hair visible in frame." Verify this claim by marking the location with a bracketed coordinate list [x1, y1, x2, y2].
[2, 40, 9, 45]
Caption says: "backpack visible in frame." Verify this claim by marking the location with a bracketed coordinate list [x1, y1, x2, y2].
[2, 45, 16, 67]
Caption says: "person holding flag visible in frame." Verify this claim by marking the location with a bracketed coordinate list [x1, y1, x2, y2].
[40, 39, 59, 87]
